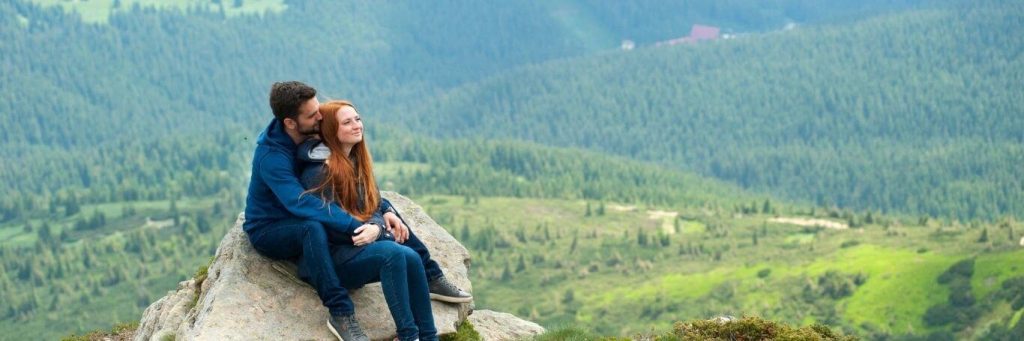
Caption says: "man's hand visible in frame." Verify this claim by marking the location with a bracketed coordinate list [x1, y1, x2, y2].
[352, 223, 381, 246]
[383, 212, 409, 243]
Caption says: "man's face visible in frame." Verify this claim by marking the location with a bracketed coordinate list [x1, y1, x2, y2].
[290, 97, 322, 136]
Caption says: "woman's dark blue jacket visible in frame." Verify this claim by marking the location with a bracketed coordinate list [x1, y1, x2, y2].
[296, 139, 396, 263]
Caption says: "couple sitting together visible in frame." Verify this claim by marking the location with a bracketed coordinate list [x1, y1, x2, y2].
[243, 81, 471, 341]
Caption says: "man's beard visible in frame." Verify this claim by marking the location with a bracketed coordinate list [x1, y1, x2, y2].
[298, 123, 320, 136]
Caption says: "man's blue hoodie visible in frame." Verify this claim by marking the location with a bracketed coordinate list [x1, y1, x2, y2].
[243, 119, 363, 236]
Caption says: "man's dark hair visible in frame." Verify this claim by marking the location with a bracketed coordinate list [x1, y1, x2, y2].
[269, 81, 317, 121]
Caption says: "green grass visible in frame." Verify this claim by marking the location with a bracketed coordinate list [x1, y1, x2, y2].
[679, 220, 705, 234]
[972, 250, 1024, 298]
[439, 320, 482, 341]
[413, 195, 1024, 338]
[783, 233, 816, 246]
[3, 191, 1020, 339]
[801, 245, 954, 333]
[29, 0, 287, 23]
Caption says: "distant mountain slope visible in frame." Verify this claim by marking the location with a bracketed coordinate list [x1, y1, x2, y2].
[371, 134, 769, 207]
[392, 1, 1024, 220]
[1, 0, 941, 209]
[2, 0, 939, 152]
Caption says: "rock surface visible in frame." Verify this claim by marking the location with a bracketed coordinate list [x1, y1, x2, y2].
[468, 310, 546, 341]
[135, 192, 474, 341]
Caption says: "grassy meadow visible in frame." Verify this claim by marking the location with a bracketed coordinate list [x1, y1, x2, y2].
[1, 178, 1020, 339]
[410, 194, 1024, 338]
[29, 0, 285, 23]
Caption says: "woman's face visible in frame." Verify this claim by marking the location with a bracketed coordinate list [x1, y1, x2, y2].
[334, 105, 363, 147]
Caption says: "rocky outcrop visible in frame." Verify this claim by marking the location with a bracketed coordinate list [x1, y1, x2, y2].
[135, 192, 480, 341]
[468, 310, 546, 341]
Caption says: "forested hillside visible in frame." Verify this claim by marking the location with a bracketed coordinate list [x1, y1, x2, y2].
[1, 0, 978, 219]
[389, 0, 1024, 221]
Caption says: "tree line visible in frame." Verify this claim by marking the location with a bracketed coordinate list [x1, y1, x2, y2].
[387, 1, 1024, 220]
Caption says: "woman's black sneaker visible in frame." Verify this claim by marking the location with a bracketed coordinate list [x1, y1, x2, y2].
[428, 276, 473, 303]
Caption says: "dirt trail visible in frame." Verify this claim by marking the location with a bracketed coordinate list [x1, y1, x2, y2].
[647, 210, 679, 234]
[768, 217, 848, 230]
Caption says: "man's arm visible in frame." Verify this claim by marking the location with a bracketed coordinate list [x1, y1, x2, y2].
[378, 195, 395, 215]
[258, 152, 362, 234]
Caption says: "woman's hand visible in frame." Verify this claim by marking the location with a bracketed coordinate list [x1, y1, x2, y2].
[383, 212, 409, 243]
[352, 223, 381, 246]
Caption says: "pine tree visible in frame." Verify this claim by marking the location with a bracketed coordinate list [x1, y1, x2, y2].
[460, 222, 470, 242]
[196, 213, 211, 234]
[500, 263, 512, 281]
[37, 222, 55, 248]
[65, 196, 80, 216]
[170, 198, 180, 226]
[978, 228, 989, 243]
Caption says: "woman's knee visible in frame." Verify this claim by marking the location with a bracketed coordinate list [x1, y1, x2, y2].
[400, 246, 423, 269]
[369, 241, 402, 259]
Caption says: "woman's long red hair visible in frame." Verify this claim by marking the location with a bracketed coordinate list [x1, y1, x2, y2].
[308, 100, 380, 221]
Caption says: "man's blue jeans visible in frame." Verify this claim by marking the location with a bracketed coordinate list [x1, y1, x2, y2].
[336, 241, 438, 341]
[247, 219, 354, 315]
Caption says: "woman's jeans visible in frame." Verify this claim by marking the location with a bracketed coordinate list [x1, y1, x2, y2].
[336, 241, 438, 341]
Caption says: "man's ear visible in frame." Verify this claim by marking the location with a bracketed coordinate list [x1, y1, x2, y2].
[282, 117, 297, 130]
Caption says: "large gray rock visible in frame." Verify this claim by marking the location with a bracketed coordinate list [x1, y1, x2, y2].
[135, 192, 473, 341]
[468, 310, 546, 341]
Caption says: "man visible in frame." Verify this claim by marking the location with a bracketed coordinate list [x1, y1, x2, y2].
[243, 81, 470, 341]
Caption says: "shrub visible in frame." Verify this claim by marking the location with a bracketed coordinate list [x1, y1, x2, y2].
[673, 316, 856, 340]
[923, 304, 955, 326]
[937, 258, 975, 284]
[440, 320, 482, 341]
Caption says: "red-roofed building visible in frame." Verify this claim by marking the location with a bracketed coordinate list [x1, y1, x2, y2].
[655, 24, 721, 47]
[689, 24, 720, 41]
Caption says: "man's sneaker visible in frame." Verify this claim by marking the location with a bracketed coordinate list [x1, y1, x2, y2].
[428, 276, 473, 303]
[327, 314, 369, 341]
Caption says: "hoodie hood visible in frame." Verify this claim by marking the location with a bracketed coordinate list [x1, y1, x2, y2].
[297, 139, 330, 163]
[257, 118, 297, 153]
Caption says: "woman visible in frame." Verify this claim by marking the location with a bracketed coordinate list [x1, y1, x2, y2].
[298, 100, 470, 341]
